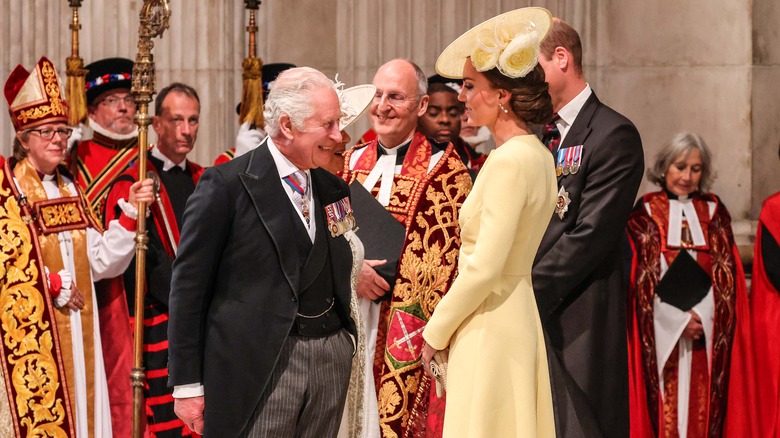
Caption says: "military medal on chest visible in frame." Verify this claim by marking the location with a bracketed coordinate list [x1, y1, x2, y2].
[555, 186, 571, 220]
[562, 147, 573, 175]
[325, 196, 357, 237]
[569, 145, 583, 174]
[555, 148, 565, 177]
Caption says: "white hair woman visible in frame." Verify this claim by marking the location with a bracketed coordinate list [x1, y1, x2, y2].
[626, 132, 757, 437]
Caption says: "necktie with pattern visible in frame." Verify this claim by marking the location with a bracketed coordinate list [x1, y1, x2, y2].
[542, 113, 561, 152]
[284, 170, 310, 226]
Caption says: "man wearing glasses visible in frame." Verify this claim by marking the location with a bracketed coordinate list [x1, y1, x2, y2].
[70, 57, 140, 437]
[341, 59, 471, 437]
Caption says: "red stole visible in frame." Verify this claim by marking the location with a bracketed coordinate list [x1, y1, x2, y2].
[626, 191, 757, 437]
[752, 192, 780, 437]
[343, 131, 472, 437]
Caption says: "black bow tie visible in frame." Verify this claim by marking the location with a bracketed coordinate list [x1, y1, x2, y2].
[166, 166, 184, 174]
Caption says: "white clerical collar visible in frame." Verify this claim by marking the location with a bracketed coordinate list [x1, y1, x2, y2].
[557, 84, 593, 130]
[667, 198, 706, 247]
[151, 146, 187, 172]
[378, 137, 413, 155]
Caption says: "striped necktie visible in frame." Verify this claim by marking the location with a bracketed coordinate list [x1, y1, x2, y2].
[283, 170, 310, 226]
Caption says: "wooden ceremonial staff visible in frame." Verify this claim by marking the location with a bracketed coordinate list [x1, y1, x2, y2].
[130, 1, 170, 437]
[239, 0, 265, 128]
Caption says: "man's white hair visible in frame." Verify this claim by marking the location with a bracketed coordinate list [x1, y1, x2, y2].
[263, 67, 335, 136]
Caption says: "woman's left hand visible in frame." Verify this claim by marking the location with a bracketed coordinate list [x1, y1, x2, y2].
[422, 341, 438, 378]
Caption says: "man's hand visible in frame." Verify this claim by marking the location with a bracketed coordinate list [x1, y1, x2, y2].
[174, 396, 205, 435]
[681, 310, 704, 342]
[64, 282, 85, 311]
[356, 259, 391, 300]
[128, 178, 155, 206]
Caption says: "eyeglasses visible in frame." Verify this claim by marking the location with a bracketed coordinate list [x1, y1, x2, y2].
[98, 95, 136, 108]
[27, 127, 73, 140]
[373, 90, 419, 107]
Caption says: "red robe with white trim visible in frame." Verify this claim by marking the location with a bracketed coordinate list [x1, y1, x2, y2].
[626, 191, 757, 438]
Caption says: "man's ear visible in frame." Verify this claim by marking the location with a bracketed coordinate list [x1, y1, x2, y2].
[151, 116, 161, 135]
[278, 113, 295, 140]
[416, 94, 430, 117]
[556, 46, 570, 71]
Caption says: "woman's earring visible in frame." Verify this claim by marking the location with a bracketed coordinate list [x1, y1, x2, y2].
[499, 103, 509, 114]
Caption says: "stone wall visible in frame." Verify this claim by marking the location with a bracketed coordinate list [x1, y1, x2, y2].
[1, 0, 778, 250]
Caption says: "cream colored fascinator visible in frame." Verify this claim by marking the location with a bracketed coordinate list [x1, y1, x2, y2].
[334, 77, 376, 131]
[435, 7, 552, 79]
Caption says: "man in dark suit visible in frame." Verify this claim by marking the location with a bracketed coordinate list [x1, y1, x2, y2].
[105, 82, 205, 437]
[533, 18, 644, 438]
[167, 67, 357, 437]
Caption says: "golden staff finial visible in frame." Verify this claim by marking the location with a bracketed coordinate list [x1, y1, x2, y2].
[130, 2, 170, 437]
[239, 0, 265, 128]
[65, 0, 88, 126]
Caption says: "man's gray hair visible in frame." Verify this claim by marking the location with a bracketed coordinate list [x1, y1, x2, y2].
[647, 132, 716, 192]
[263, 67, 335, 136]
[404, 59, 428, 97]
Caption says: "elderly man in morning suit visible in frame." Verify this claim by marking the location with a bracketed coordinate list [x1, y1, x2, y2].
[167, 67, 357, 437]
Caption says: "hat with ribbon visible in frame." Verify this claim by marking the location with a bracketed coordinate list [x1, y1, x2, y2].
[85, 57, 134, 105]
[4, 56, 69, 132]
[435, 7, 552, 80]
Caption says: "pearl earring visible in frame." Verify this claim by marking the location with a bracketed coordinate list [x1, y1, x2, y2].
[499, 103, 509, 114]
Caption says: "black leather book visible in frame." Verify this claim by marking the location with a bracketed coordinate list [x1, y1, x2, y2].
[655, 250, 712, 311]
[349, 181, 406, 302]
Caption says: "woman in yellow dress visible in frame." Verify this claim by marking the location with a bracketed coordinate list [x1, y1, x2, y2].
[422, 7, 557, 438]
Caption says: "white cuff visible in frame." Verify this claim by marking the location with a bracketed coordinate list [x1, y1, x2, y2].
[173, 383, 204, 398]
[55, 270, 73, 308]
[118, 198, 139, 220]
